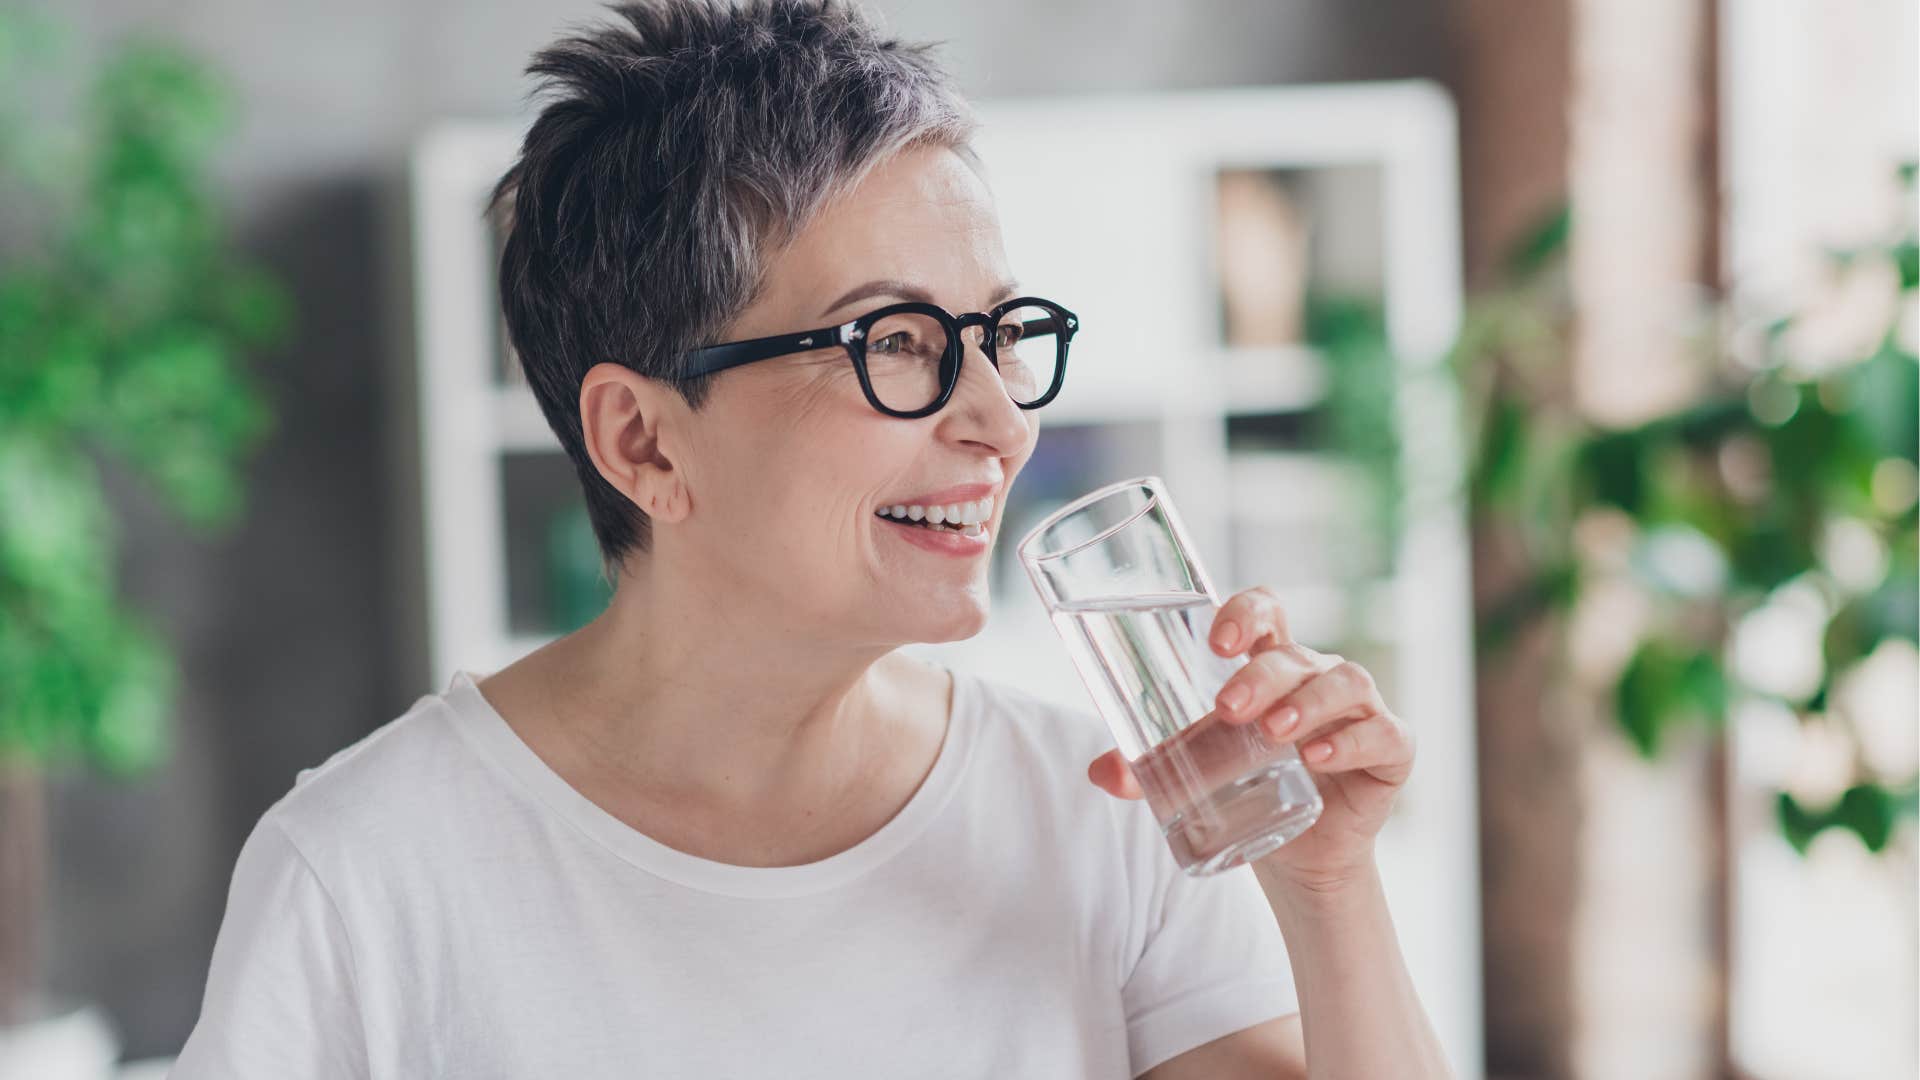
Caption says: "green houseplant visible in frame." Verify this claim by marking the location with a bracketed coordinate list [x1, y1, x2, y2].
[1449, 172, 1919, 851]
[1303, 172, 1916, 1078]
[0, 7, 290, 1049]
[1312, 165, 1917, 853]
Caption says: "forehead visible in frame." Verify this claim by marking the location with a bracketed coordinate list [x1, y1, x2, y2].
[776, 145, 1006, 301]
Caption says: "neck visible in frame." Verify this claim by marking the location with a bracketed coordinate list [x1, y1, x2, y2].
[534, 560, 917, 816]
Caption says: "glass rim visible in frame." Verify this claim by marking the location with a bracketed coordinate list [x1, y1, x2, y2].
[1016, 474, 1164, 566]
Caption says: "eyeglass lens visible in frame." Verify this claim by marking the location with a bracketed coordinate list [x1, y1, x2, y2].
[860, 303, 1066, 413]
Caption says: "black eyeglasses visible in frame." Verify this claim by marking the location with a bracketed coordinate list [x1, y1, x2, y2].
[679, 296, 1080, 419]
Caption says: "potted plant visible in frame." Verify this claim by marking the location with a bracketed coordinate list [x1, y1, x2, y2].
[0, 10, 289, 1073]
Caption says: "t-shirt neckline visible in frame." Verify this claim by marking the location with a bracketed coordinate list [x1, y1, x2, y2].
[442, 661, 976, 899]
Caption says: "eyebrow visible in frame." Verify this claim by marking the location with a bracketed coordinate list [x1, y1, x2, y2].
[819, 278, 1022, 319]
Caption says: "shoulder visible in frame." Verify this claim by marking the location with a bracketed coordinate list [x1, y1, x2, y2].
[254, 686, 482, 864]
[956, 666, 1116, 764]
[952, 666, 1148, 847]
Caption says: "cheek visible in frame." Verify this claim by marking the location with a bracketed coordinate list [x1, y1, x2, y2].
[760, 410, 916, 522]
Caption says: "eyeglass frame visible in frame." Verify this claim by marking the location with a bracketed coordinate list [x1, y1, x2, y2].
[678, 295, 1080, 419]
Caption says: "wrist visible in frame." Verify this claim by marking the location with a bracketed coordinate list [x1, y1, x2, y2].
[1253, 850, 1383, 913]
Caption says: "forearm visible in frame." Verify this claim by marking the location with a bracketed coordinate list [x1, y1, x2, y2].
[1252, 856, 1451, 1080]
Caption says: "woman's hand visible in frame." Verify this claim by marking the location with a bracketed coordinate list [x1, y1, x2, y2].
[1086, 585, 1415, 894]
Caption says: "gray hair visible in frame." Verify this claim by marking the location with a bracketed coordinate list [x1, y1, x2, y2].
[487, 0, 983, 584]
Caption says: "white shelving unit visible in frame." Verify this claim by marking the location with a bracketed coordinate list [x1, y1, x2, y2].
[404, 81, 1482, 1076]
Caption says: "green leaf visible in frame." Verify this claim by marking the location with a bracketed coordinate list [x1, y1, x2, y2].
[1615, 642, 1675, 756]
[1476, 562, 1580, 655]
[1475, 394, 1528, 508]
[1505, 204, 1571, 281]
[1666, 398, 1754, 449]
[0, 431, 115, 596]
[1844, 344, 1918, 463]
[212, 264, 296, 347]
[1778, 783, 1906, 854]
[1826, 594, 1880, 675]
[85, 615, 174, 775]
[1725, 513, 1816, 593]
[1308, 291, 1403, 548]
[1776, 791, 1823, 854]
[1614, 638, 1727, 756]
[1679, 650, 1729, 724]
[1835, 784, 1896, 852]
[1803, 679, 1829, 714]
[1578, 429, 1648, 516]
[89, 38, 234, 166]
[1893, 238, 1918, 292]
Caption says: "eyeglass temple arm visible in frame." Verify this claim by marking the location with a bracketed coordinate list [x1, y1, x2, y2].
[680, 322, 850, 377]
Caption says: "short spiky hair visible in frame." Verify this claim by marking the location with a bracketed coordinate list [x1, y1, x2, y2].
[486, 0, 981, 581]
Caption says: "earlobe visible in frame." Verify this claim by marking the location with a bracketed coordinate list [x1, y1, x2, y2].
[647, 482, 688, 523]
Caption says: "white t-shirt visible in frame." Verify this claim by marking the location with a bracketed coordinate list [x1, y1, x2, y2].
[170, 663, 1299, 1078]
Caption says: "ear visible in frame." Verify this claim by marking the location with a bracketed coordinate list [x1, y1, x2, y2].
[578, 362, 689, 523]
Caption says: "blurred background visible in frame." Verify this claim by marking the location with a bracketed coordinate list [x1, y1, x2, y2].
[0, 0, 1913, 1077]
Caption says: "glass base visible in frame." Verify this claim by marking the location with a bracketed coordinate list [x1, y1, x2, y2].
[1163, 762, 1323, 877]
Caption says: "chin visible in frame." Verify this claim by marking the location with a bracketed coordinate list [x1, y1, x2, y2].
[909, 596, 991, 644]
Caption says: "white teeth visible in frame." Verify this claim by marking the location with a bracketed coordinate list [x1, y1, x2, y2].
[876, 495, 996, 527]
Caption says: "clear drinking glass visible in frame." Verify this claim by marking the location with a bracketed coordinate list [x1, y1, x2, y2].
[1017, 475, 1324, 875]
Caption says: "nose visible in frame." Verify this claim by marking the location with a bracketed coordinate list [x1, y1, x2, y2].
[942, 325, 1032, 450]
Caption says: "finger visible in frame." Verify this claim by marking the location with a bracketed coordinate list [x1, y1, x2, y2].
[1087, 748, 1144, 800]
[1261, 659, 1380, 744]
[1214, 644, 1344, 727]
[1298, 712, 1416, 785]
[1208, 585, 1292, 657]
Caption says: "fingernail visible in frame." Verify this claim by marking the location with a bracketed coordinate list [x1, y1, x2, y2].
[1218, 683, 1250, 713]
[1214, 622, 1241, 651]
[1266, 707, 1299, 738]
[1304, 739, 1333, 762]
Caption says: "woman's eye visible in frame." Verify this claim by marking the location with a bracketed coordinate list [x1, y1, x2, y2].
[870, 332, 911, 355]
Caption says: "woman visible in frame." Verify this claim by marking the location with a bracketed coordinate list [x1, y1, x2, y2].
[174, 1, 1448, 1077]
